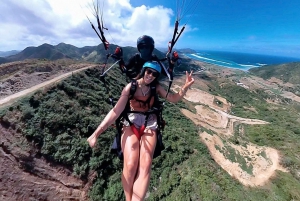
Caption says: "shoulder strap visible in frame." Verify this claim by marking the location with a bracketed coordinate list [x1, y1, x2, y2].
[119, 80, 137, 120]
[130, 79, 137, 98]
[150, 82, 156, 96]
[143, 83, 157, 108]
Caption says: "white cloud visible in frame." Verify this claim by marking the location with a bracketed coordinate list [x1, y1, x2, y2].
[0, 0, 176, 51]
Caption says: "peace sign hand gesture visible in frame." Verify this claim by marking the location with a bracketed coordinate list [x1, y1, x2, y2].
[184, 71, 195, 89]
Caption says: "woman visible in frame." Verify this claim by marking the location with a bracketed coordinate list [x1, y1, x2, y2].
[87, 61, 194, 201]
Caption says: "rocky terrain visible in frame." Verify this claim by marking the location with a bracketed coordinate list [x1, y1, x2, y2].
[1, 124, 94, 200]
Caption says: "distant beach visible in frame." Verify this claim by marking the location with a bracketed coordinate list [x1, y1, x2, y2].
[185, 50, 300, 70]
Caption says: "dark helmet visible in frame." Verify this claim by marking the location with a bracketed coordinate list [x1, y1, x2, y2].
[137, 35, 154, 52]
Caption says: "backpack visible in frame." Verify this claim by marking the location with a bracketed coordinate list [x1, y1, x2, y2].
[111, 79, 165, 160]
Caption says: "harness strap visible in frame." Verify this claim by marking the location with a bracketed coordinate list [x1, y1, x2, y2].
[130, 80, 137, 96]
[121, 80, 161, 140]
[124, 111, 153, 140]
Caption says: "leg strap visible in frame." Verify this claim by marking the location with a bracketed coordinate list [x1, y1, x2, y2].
[125, 112, 151, 140]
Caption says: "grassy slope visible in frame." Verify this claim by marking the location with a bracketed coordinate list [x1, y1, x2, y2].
[249, 62, 300, 84]
[0, 63, 300, 200]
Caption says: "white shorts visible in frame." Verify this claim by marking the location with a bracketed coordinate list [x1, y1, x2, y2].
[123, 113, 158, 130]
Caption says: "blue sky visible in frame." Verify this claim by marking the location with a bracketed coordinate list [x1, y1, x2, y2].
[131, 0, 300, 58]
[0, 0, 299, 58]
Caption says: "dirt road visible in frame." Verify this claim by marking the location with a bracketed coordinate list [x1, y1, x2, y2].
[0, 66, 94, 108]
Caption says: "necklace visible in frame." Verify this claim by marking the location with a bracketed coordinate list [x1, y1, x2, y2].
[141, 86, 150, 96]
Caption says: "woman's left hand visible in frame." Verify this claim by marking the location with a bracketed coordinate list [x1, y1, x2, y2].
[184, 71, 195, 88]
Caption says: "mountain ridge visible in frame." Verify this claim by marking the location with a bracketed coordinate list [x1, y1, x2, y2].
[0, 50, 20, 57]
[0, 43, 167, 64]
[0, 42, 196, 65]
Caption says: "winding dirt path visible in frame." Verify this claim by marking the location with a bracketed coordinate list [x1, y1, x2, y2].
[181, 87, 288, 187]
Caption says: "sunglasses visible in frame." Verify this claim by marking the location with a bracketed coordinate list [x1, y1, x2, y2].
[145, 68, 159, 77]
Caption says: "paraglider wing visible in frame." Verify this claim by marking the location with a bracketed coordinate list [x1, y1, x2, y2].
[165, 0, 200, 97]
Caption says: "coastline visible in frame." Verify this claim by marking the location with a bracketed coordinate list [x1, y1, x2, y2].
[183, 51, 300, 71]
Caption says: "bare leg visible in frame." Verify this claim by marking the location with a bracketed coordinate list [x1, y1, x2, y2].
[121, 126, 140, 201]
[132, 129, 157, 201]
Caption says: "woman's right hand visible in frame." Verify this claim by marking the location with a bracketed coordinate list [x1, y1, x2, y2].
[86, 83, 131, 148]
[87, 133, 98, 148]
[184, 70, 195, 89]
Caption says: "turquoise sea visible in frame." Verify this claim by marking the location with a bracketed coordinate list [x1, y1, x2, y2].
[185, 50, 300, 70]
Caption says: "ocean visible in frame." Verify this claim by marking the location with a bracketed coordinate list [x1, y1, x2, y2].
[185, 50, 300, 71]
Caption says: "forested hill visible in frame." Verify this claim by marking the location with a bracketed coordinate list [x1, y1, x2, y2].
[1, 43, 166, 65]
[249, 62, 300, 84]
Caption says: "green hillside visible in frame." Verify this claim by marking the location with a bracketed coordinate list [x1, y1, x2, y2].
[7, 43, 70, 62]
[3, 43, 168, 66]
[1, 65, 300, 200]
[249, 62, 300, 84]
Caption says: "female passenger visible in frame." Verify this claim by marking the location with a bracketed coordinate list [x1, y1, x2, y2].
[87, 61, 194, 201]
